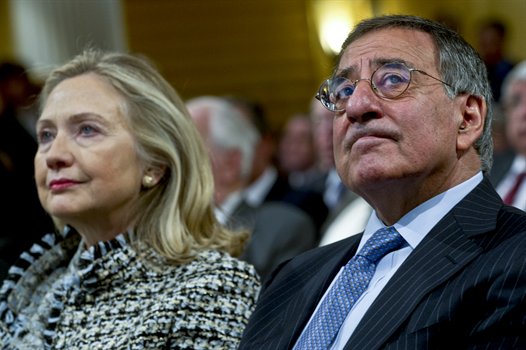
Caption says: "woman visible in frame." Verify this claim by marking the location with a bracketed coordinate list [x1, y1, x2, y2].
[0, 49, 260, 349]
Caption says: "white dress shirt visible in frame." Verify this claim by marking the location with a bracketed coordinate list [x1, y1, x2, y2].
[324, 169, 345, 210]
[495, 155, 526, 210]
[244, 166, 277, 207]
[319, 197, 372, 246]
[214, 190, 244, 225]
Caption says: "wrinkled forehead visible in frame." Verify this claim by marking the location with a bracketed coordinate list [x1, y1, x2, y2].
[336, 28, 439, 77]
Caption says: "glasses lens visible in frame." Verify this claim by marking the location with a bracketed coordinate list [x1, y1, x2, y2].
[331, 76, 356, 111]
[372, 63, 411, 98]
[317, 80, 339, 111]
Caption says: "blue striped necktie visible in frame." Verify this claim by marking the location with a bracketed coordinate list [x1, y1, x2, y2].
[294, 226, 405, 349]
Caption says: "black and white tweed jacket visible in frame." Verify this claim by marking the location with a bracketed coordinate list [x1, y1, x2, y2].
[0, 228, 260, 349]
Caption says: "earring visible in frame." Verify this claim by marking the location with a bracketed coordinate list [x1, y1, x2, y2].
[142, 175, 155, 188]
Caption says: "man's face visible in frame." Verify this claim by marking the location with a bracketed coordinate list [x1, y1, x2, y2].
[332, 28, 463, 197]
[505, 81, 526, 155]
[278, 117, 315, 172]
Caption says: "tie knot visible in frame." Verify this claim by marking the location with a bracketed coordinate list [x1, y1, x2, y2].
[358, 227, 405, 263]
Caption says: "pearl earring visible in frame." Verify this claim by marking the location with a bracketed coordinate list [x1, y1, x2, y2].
[142, 175, 155, 188]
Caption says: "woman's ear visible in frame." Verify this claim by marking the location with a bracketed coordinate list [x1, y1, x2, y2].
[142, 166, 166, 188]
[456, 94, 486, 152]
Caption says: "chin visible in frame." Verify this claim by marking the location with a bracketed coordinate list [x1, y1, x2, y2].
[45, 204, 80, 219]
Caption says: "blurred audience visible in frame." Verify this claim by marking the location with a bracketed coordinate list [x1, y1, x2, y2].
[187, 95, 317, 280]
[226, 96, 328, 237]
[0, 61, 54, 281]
[0, 61, 41, 138]
[277, 113, 322, 189]
[477, 19, 515, 102]
[308, 97, 371, 245]
[308, 98, 356, 213]
[491, 103, 511, 156]
[490, 60, 526, 211]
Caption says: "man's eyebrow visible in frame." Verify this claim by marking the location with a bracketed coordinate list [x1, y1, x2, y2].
[334, 66, 356, 79]
[334, 58, 412, 78]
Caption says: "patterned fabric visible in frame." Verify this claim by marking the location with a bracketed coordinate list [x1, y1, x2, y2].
[0, 228, 260, 350]
[294, 226, 404, 349]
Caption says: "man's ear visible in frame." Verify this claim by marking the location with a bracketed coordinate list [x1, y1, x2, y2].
[457, 94, 486, 152]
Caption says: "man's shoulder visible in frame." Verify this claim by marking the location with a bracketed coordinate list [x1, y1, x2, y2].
[265, 234, 360, 285]
[488, 150, 516, 185]
[495, 204, 526, 237]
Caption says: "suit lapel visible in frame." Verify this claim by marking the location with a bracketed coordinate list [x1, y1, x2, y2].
[244, 235, 361, 349]
[286, 239, 360, 347]
[346, 177, 502, 349]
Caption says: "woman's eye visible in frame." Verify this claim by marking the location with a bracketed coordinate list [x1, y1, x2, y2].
[79, 124, 97, 135]
[37, 130, 54, 144]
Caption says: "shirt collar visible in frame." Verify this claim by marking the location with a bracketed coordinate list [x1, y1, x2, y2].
[215, 190, 245, 224]
[244, 166, 277, 206]
[362, 172, 483, 251]
[510, 155, 526, 174]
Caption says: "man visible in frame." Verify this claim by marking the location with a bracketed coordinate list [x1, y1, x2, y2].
[277, 114, 320, 189]
[308, 97, 354, 212]
[239, 14, 526, 349]
[489, 61, 526, 210]
[477, 19, 515, 102]
[226, 96, 329, 237]
[186, 96, 317, 280]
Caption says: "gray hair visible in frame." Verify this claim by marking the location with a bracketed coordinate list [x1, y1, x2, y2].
[336, 14, 494, 173]
[186, 96, 261, 181]
[501, 60, 526, 105]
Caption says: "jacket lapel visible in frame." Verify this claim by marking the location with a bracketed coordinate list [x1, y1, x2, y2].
[258, 236, 361, 349]
[345, 177, 502, 349]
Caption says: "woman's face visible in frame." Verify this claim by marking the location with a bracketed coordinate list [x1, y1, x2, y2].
[35, 73, 143, 233]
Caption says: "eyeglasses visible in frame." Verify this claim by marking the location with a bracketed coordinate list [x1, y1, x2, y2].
[315, 62, 452, 112]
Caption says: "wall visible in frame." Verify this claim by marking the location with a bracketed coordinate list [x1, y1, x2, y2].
[2, 0, 525, 130]
[123, 0, 324, 132]
[123, 0, 526, 130]
[0, 0, 14, 60]
[380, 0, 526, 63]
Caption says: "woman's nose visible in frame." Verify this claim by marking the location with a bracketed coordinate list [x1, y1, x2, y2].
[44, 133, 74, 169]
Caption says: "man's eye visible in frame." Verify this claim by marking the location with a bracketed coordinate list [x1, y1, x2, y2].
[377, 72, 407, 88]
[335, 84, 355, 99]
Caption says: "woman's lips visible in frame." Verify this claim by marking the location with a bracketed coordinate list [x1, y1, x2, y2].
[49, 179, 79, 191]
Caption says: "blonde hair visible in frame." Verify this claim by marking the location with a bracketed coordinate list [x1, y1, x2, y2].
[39, 49, 247, 262]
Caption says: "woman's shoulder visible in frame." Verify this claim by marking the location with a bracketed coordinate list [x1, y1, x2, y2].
[136, 248, 259, 290]
[133, 249, 260, 310]
[163, 249, 259, 287]
[194, 249, 258, 273]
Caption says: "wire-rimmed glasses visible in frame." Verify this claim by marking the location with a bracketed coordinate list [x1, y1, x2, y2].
[315, 62, 452, 112]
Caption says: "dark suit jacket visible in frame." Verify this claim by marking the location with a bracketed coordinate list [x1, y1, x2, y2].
[264, 175, 328, 236]
[239, 177, 526, 349]
[228, 200, 317, 281]
[488, 150, 516, 187]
